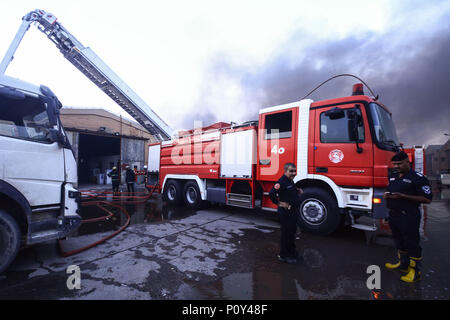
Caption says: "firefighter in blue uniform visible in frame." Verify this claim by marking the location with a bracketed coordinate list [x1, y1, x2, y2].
[269, 162, 303, 264]
[384, 151, 432, 282]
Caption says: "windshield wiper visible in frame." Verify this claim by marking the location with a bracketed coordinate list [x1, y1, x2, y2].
[381, 140, 400, 150]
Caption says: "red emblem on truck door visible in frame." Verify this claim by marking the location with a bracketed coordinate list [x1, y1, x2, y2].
[329, 149, 344, 163]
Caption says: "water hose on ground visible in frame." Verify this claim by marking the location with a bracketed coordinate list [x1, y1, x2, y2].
[58, 186, 156, 257]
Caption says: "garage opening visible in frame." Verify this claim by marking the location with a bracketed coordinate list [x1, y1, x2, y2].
[78, 133, 121, 184]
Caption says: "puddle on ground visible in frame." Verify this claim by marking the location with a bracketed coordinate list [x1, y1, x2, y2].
[74, 194, 198, 236]
[75, 188, 449, 239]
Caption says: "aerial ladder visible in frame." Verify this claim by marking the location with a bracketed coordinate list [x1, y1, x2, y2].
[0, 9, 173, 140]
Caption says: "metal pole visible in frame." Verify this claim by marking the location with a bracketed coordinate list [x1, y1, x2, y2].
[0, 19, 33, 74]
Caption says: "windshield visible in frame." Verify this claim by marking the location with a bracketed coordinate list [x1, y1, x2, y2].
[369, 102, 399, 149]
[0, 93, 53, 143]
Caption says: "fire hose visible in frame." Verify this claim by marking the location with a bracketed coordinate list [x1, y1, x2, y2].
[58, 186, 156, 257]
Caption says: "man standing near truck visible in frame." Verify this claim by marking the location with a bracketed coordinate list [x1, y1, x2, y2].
[384, 151, 433, 283]
[269, 163, 303, 264]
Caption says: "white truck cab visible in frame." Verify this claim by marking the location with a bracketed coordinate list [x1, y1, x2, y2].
[0, 8, 173, 273]
[0, 75, 81, 273]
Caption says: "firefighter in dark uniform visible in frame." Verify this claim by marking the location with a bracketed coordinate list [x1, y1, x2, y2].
[384, 151, 432, 282]
[107, 166, 120, 195]
[269, 162, 303, 264]
[125, 165, 136, 195]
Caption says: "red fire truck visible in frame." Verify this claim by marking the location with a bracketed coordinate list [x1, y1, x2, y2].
[403, 146, 425, 175]
[146, 84, 404, 235]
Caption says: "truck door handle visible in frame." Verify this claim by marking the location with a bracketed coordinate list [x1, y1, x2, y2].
[316, 167, 328, 173]
[259, 159, 271, 165]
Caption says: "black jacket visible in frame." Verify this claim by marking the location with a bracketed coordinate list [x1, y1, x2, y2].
[107, 170, 120, 184]
[269, 175, 301, 209]
[125, 169, 135, 183]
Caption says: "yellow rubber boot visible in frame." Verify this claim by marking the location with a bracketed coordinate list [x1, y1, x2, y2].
[400, 257, 422, 283]
[385, 251, 409, 272]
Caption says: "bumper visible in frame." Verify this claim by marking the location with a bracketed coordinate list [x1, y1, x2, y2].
[26, 184, 82, 245]
[63, 185, 82, 236]
[372, 188, 389, 219]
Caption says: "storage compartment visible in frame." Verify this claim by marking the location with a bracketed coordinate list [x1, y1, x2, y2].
[220, 129, 256, 178]
[148, 144, 161, 172]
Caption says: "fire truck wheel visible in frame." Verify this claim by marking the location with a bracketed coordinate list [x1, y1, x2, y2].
[162, 180, 183, 205]
[297, 187, 341, 235]
[183, 181, 203, 210]
[0, 210, 21, 274]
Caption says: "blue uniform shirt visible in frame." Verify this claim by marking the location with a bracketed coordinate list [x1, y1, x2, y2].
[387, 169, 432, 212]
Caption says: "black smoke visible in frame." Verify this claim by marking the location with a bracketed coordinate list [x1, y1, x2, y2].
[195, 12, 450, 146]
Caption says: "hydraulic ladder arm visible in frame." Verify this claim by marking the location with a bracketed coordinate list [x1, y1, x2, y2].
[0, 9, 173, 140]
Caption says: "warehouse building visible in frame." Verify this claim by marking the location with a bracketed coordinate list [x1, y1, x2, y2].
[60, 107, 158, 185]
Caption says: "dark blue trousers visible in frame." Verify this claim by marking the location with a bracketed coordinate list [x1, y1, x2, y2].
[388, 209, 422, 258]
[279, 207, 298, 259]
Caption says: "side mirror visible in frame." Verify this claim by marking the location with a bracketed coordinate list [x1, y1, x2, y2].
[347, 109, 363, 153]
[42, 96, 58, 126]
[325, 107, 345, 120]
[347, 110, 358, 141]
[40, 85, 60, 126]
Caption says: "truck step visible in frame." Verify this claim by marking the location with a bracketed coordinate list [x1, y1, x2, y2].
[350, 223, 377, 231]
[30, 218, 59, 233]
[226, 193, 252, 208]
[28, 230, 61, 244]
[349, 213, 377, 231]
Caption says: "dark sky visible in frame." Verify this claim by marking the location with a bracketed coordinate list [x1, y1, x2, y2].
[188, 4, 450, 147]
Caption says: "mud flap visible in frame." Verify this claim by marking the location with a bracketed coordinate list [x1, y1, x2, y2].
[372, 188, 389, 219]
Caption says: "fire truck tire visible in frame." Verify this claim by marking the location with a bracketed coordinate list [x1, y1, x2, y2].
[0, 210, 21, 274]
[162, 180, 183, 205]
[183, 181, 203, 210]
[297, 187, 341, 235]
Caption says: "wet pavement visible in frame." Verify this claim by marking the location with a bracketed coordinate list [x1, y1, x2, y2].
[0, 188, 449, 300]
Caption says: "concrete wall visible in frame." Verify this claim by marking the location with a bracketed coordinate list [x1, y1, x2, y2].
[121, 137, 145, 168]
[121, 138, 146, 184]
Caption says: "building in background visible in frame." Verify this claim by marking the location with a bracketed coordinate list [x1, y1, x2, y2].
[60, 107, 158, 185]
[426, 145, 443, 177]
[425, 140, 450, 177]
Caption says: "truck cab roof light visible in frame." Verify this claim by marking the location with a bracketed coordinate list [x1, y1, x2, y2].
[352, 83, 364, 96]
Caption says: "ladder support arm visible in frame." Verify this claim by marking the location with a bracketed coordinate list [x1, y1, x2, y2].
[1, 9, 173, 140]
